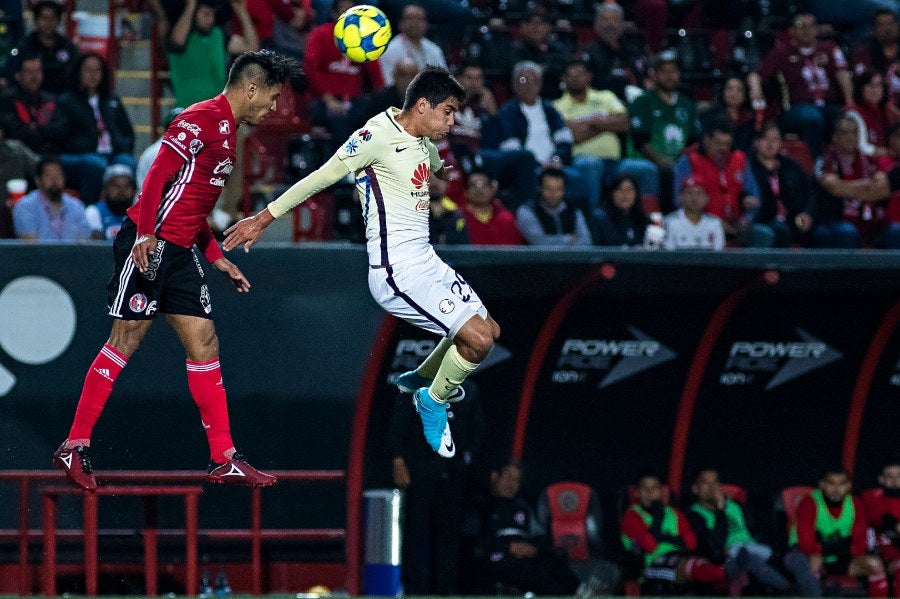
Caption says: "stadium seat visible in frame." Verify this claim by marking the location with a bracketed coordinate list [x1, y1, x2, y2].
[780, 484, 814, 530]
[536, 481, 603, 561]
[720, 483, 748, 505]
[293, 192, 334, 242]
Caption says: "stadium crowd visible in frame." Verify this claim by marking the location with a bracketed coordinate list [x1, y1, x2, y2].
[1, 0, 900, 248]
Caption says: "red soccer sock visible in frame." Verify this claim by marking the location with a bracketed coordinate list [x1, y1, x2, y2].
[684, 557, 726, 584]
[868, 573, 889, 598]
[186, 358, 234, 461]
[67, 344, 128, 441]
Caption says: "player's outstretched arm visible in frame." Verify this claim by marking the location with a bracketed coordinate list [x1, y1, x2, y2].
[223, 209, 275, 253]
[223, 153, 351, 252]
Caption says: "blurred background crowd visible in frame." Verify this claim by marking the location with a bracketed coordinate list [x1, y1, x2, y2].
[1, 0, 900, 250]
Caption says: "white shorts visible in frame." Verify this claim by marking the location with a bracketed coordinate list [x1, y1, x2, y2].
[367, 252, 488, 338]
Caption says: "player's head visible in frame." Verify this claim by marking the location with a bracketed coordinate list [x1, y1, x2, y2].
[819, 467, 851, 503]
[402, 66, 465, 140]
[635, 473, 664, 509]
[490, 459, 523, 499]
[226, 50, 298, 125]
[691, 468, 721, 503]
[879, 460, 900, 492]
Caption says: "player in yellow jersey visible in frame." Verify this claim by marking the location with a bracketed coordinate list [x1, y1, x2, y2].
[223, 67, 500, 457]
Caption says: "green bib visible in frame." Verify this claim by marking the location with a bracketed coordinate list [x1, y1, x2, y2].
[789, 489, 854, 563]
[622, 504, 682, 566]
[690, 499, 755, 549]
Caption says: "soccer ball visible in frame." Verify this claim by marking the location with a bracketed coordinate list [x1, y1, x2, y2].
[333, 5, 392, 63]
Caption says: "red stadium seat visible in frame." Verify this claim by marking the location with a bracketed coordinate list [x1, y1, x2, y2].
[537, 481, 600, 562]
[720, 483, 748, 505]
[781, 485, 814, 530]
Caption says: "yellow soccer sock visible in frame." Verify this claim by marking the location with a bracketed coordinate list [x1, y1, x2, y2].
[416, 337, 454, 379]
[428, 345, 478, 403]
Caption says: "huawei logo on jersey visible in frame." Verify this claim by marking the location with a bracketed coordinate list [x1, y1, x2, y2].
[411, 163, 430, 189]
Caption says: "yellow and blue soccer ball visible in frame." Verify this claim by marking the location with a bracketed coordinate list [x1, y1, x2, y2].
[333, 5, 392, 63]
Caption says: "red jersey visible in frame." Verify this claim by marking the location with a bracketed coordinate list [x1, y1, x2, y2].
[463, 201, 524, 245]
[757, 41, 848, 106]
[821, 145, 886, 245]
[304, 22, 384, 99]
[864, 488, 900, 563]
[877, 154, 900, 222]
[128, 95, 237, 261]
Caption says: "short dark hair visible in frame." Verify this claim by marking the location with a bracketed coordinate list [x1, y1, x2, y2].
[227, 50, 298, 89]
[467, 166, 495, 183]
[755, 121, 781, 139]
[563, 58, 590, 74]
[703, 116, 734, 138]
[540, 166, 566, 184]
[403, 66, 466, 110]
[32, 1, 63, 20]
[874, 8, 896, 22]
[36, 155, 63, 178]
[11, 50, 43, 76]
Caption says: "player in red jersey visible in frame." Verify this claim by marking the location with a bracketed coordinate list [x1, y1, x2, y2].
[52, 50, 296, 491]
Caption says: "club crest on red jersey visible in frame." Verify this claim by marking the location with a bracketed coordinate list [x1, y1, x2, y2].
[219, 120, 230, 134]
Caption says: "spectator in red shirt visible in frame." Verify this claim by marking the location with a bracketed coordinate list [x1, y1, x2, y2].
[621, 474, 726, 594]
[879, 122, 900, 223]
[673, 117, 775, 247]
[818, 114, 900, 247]
[234, 0, 312, 58]
[851, 9, 900, 124]
[844, 69, 890, 157]
[461, 168, 522, 246]
[783, 469, 888, 597]
[304, 0, 384, 152]
[748, 12, 854, 158]
[864, 461, 900, 596]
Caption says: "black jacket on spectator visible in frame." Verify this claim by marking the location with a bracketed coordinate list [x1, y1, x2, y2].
[581, 34, 649, 101]
[13, 32, 78, 95]
[528, 200, 578, 236]
[590, 207, 647, 246]
[48, 91, 134, 156]
[510, 38, 570, 101]
[748, 153, 817, 224]
[0, 87, 56, 154]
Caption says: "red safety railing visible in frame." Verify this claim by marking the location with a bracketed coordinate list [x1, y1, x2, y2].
[0, 470, 346, 596]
